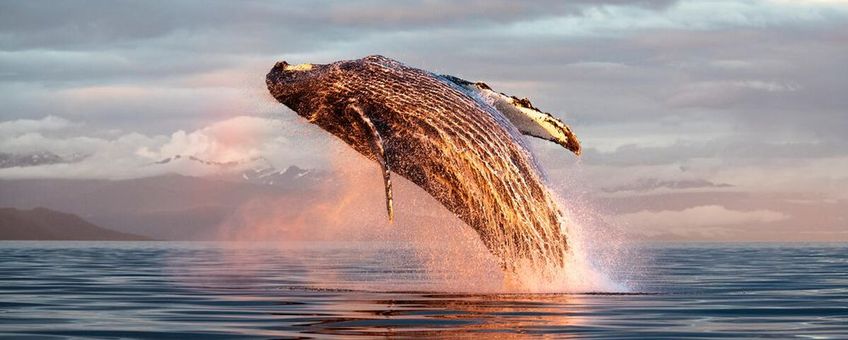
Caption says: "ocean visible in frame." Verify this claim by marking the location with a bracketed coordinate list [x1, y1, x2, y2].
[0, 241, 845, 338]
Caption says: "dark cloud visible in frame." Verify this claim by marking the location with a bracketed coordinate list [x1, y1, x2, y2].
[0, 1, 676, 51]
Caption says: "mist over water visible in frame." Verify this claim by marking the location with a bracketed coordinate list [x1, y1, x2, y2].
[216, 135, 634, 293]
[209, 87, 634, 292]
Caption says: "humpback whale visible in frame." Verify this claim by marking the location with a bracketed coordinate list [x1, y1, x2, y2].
[266, 55, 580, 272]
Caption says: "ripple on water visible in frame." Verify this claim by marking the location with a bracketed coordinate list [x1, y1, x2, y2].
[0, 241, 846, 338]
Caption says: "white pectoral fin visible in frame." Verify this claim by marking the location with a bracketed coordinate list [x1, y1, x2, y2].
[347, 103, 395, 223]
[441, 74, 581, 156]
[499, 98, 582, 156]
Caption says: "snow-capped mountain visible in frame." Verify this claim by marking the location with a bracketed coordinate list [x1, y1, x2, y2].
[152, 154, 264, 168]
[151, 154, 327, 187]
[239, 164, 326, 187]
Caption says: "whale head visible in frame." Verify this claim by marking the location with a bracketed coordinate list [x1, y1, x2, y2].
[266, 59, 376, 154]
[266, 61, 332, 119]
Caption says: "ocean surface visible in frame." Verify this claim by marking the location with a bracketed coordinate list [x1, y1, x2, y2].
[0, 241, 845, 339]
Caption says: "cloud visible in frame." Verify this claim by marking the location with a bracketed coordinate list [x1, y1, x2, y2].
[0, 116, 78, 135]
[596, 190, 848, 241]
[1, 0, 846, 241]
[573, 139, 845, 167]
[506, 0, 847, 38]
[0, 115, 328, 179]
[139, 116, 290, 164]
[2, 0, 846, 143]
[615, 205, 789, 237]
[601, 178, 732, 193]
[665, 80, 801, 108]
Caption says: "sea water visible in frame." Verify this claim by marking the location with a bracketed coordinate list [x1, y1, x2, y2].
[0, 241, 845, 338]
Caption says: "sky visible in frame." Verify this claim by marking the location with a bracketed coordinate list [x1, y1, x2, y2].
[0, 0, 846, 241]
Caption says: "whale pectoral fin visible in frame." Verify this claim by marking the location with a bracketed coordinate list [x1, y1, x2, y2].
[497, 98, 582, 156]
[441, 74, 581, 156]
[346, 103, 394, 223]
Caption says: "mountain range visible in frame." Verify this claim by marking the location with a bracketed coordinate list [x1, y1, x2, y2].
[0, 207, 148, 240]
[0, 163, 330, 240]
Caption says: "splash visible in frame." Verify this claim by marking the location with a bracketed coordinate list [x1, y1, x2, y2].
[401, 179, 633, 293]
[216, 138, 632, 293]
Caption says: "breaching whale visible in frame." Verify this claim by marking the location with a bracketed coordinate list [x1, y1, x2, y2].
[266, 55, 580, 271]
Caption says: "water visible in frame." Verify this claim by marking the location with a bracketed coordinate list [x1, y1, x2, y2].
[0, 241, 846, 338]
